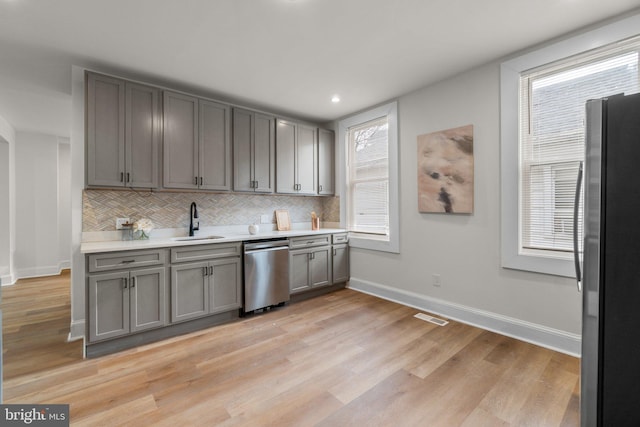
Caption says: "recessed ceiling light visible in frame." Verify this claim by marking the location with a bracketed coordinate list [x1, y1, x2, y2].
[331, 95, 341, 103]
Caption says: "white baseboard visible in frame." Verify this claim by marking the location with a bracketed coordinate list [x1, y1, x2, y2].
[348, 277, 581, 357]
[0, 273, 15, 286]
[68, 320, 85, 343]
[13, 264, 70, 282]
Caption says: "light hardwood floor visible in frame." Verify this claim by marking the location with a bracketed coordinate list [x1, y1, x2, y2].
[2, 273, 580, 426]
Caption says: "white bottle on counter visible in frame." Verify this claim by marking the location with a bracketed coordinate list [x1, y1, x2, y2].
[248, 224, 259, 235]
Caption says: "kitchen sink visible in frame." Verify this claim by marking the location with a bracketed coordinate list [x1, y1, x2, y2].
[171, 235, 225, 242]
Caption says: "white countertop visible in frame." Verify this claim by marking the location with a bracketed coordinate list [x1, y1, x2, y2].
[81, 227, 347, 254]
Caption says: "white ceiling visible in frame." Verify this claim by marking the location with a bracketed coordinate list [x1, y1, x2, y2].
[1, 0, 639, 138]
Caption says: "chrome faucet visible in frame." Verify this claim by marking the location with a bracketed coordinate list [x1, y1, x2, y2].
[189, 202, 199, 236]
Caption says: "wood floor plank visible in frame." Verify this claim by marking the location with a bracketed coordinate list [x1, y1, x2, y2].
[2, 272, 581, 426]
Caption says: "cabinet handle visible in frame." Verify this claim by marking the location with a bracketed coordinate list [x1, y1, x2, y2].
[333, 248, 337, 256]
[126, 172, 130, 183]
[121, 260, 135, 264]
[254, 180, 258, 189]
[120, 172, 124, 182]
[194, 176, 198, 185]
[200, 177, 203, 186]
[123, 277, 128, 289]
[203, 266, 208, 276]
[319, 185, 323, 192]
[307, 241, 315, 245]
[131, 276, 136, 288]
[209, 266, 213, 276]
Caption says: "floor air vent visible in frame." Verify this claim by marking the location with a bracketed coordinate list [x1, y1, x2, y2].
[414, 313, 449, 326]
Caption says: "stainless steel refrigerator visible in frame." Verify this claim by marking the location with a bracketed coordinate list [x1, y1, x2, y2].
[577, 92, 640, 426]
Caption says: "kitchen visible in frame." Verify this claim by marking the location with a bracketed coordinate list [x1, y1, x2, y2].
[1, 1, 640, 424]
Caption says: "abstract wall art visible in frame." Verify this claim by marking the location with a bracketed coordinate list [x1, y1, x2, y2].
[417, 124, 474, 214]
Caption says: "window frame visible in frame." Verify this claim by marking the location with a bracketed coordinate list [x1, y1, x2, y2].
[500, 13, 640, 277]
[338, 101, 400, 253]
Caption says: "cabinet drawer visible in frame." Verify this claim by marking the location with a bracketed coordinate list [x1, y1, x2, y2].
[289, 235, 331, 249]
[171, 242, 242, 263]
[88, 249, 167, 273]
[332, 233, 348, 244]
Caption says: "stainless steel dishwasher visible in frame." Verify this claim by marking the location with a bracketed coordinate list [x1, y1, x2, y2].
[243, 239, 290, 313]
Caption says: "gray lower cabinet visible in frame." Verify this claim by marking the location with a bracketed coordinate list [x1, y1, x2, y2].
[276, 120, 317, 195]
[86, 72, 160, 188]
[171, 261, 208, 322]
[332, 233, 350, 284]
[170, 257, 242, 322]
[170, 243, 242, 323]
[88, 266, 167, 342]
[289, 245, 332, 294]
[233, 108, 275, 193]
[332, 244, 350, 283]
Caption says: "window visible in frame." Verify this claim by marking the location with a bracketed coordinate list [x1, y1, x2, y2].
[501, 14, 640, 277]
[347, 117, 389, 235]
[522, 48, 639, 255]
[338, 102, 399, 253]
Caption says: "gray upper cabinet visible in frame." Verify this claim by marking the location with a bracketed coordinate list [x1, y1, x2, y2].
[233, 108, 275, 193]
[276, 120, 317, 195]
[199, 100, 232, 191]
[87, 73, 125, 187]
[126, 83, 160, 188]
[86, 72, 160, 188]
[163, 91, 199, 189]
[276, 119, 297, 193]
[164, 92, 232, 190]
[318, 128, 335, 195]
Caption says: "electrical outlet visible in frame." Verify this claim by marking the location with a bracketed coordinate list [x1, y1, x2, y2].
[116, 218, 130, 230]
[432, 274, 441, 287]
[260, 214, 271, 224]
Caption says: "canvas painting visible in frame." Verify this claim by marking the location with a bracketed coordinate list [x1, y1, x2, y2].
[417, 124, 474, 214]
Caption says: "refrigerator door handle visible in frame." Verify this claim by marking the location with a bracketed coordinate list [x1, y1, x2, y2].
[573, 161, 583, 292]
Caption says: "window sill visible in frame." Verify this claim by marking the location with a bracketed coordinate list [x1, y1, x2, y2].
[349, 232, 400, 254]
[501, 250, 576, 278]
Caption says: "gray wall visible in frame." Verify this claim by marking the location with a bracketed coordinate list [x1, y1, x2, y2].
[0, 140, 9, 281]
[14, 132, 71, 278]
[349, 62, 581, 338]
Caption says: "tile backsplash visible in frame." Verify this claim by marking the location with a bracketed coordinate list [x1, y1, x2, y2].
[83, 189, 340, 232]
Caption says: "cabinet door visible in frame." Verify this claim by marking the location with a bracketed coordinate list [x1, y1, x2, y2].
[310, 247, 331, 288]
[163, 91, 199, 189]
[253, 113, 275, 193]
[297, 124, 317, 195]
[200, 100, 231, 191]
[86, 73, 125, 187]
[290, 250, 311, 294]
[276, 119, 297, 194]
[233, 108, 254, 192]
[130, 267, 167, 332]
[88, 271, 129, 342]
[209, 257, 242, 314]
[318, 129, 335, 195]
[126, 82, 159, 188]
[171, 261, 209, 322]
[332, 244, 350, 284]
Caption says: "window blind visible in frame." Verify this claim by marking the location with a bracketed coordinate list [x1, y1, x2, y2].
[520, 37, 640, 255]
[347, 116, 389, 235]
